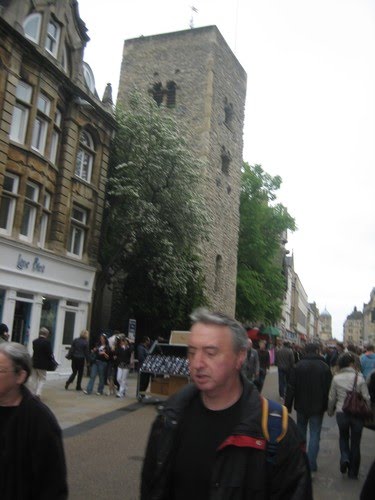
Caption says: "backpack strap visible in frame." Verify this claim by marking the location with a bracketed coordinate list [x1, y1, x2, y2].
[261, 397, 288, 464]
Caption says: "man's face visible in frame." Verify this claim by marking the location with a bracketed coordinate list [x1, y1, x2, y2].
[0, 352, 26, 403]
[188, 322, 246, 397]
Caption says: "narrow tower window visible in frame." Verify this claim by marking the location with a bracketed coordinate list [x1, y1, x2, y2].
[152, 82, 163, 106]
[221, 146, 231, 175]
[166, 81, 177, 107]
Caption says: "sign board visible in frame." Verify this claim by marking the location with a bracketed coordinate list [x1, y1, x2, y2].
[128, 319, 136, 341]
[170, 330, 190, 345]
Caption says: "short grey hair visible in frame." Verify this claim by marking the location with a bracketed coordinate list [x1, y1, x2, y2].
[0, 342, 32, 382]
[39, 327, 50, 337]
[190, 308, 248, 353]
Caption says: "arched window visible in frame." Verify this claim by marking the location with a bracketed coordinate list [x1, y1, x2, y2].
[23, 13, 42, 43]
[83, 63, 96, 93]
[166, 81, 177, 107]
[75, 130, 95, 183]
[152, 82, 163, 106]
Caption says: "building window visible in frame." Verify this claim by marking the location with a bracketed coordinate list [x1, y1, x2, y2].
[49, 109, 61, 164]
[9, 81, 32, 144]
[83, 63, 96, 93]
[45, 20, 60, 57]
[23, 13, 42, 43]
[152, 82, 163, 106]
[214, 255, 223, 292]
[221, 146, 231, 175]
[0, 173, 19, 235]
[61, 44, 70, 74]
[20, 181, 39, 242]
[38, 191, 51, 248]
[75, 130, 95, 182]
[68, 206, 87, 258]
[31, 93, 51, 155]
[224, 98, 234, 128]
[166, 81, 176, 107]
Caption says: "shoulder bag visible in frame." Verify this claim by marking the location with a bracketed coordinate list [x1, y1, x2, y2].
[342, 372, 372, 419]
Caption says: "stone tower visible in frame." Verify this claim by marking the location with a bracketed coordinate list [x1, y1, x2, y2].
[117, 26, 247, 315]
[319, 308, 332, 341]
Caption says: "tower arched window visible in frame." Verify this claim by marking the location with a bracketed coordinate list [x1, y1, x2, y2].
[75, 130, 95, 183]
[166, 81, 177, 107]
[152, 82, 163, 106]
[224, 98, 234, 128]
[221, 146, 231, 175]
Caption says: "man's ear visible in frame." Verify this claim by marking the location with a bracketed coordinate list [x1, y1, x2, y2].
[236, 349, 247, 370]
[16, 369, 28, 386]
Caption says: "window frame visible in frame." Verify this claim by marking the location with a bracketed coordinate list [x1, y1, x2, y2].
[19, 181, 39, 243]
[23, 13, 42, 44]
[0, 173, 19, 236]
[9, 81, 32, 144]
[75, 130, 95, 183]
[67, 206, 88, 259]
[31, 92, 51, 155]
[45, 19, 61, 58]
[37, 191, 51, 248]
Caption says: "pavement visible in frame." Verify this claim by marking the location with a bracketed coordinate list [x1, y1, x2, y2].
[37, 368, 375, 500]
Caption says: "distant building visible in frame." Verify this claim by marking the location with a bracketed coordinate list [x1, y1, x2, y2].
[319, 308, 332, 342]
[307, 302, 320, 341]
[343, 306, 363, 345]
[363, 288, 375, 345]
[117, 26, 247, 316]
[0, 1, 115, 365]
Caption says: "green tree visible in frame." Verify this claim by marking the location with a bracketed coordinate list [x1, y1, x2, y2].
[236, 163, 296, 324]
[91, 93, 207, 337]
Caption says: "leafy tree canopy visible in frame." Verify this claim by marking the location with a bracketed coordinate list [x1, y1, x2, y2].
[236, 163, 296, 325]
[96, 92, 207, 336]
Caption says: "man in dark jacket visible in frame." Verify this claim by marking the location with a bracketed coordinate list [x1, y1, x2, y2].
[275, 341, 295, 400]
[0, 341, 67, 499]
[285, 343, 332, 473]
[31, 327, 53, 398]
[141, 309, 312, 500]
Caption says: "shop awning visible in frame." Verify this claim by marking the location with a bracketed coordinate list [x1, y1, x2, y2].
[261, 326, 280, 337]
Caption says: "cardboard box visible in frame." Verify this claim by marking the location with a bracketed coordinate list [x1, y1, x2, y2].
[150, 376, 189, 396]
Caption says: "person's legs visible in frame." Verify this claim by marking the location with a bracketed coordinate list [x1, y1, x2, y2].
[34, 369, 46, 397]
[278, 368, 287, 398]
[76, 358, 85, 390]
[296, 412, 308, 443]
[85, 361, 98, 394]
[66, 358, 78, 387]
[348, 415, 364, 478]
[336, 412, 350, 472]
[97, 360, 106, 394]
[139, 372, 150, 393]
[307, 414, 324, 472]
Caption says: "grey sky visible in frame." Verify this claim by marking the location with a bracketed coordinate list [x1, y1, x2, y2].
[78, 0, 375, 339]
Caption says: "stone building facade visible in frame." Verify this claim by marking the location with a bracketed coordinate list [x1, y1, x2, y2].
[0, 0, 115, 366]
[363, 288, 375, 345]
[343, 306, 363, 345]
[117, 26, 247, 316]
[319, 308, 332, 342]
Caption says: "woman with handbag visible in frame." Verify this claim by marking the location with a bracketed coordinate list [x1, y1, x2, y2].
[65, 330, 89, 391]
[84, 333, 110, 395]
[328, 352, 370, 479]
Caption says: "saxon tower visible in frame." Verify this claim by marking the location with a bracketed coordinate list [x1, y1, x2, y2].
[117, 26, 247, 315]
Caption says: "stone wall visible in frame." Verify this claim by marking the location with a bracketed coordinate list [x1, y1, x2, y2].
[117, 26, 247, 316]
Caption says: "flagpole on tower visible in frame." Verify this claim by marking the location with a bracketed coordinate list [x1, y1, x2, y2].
[190, 6, 198, 29]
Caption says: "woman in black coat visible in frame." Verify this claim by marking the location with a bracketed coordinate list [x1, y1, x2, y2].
[65, 329, 89, 391]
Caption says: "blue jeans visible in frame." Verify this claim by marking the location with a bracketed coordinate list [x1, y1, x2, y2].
[278, 368, 289, 398]
[297, 413, 323, 471]
[86, 360, 107, 394]
[336, 411, 363, 477]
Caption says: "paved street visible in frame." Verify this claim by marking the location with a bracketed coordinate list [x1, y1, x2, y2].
[40, 368, 374, 499]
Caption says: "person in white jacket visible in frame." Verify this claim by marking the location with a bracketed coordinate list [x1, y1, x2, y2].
[328, 352, 370, 479]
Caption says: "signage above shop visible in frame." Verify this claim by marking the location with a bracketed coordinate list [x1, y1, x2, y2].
[16, 254, 45, 274]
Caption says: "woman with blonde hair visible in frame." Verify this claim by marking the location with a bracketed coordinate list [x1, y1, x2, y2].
[65, 329, 89, 391]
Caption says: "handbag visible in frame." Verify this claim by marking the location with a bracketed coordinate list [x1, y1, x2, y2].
[65, 346, 73, 360]
[342, 372, 373, 419]
[47, 354, 58, 372]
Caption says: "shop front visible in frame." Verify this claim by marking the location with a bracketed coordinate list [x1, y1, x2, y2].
[0, 239, 95, 373]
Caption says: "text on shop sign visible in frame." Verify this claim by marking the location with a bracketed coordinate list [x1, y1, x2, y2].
[16, 254, 45, 273]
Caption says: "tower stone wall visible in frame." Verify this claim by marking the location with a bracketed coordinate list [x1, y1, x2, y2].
[117, 26, 247, 315]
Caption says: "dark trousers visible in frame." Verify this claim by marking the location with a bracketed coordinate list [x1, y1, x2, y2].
[139, 372, 150, 393]
[67, 357, 85, 389]
[336, 411, 364, 477]
[278, 368, 289, 398]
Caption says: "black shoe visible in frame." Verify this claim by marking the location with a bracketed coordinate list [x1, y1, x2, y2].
[340, 461, 349, 474]
[76, 387, 82, 391]
[65, 382, 69, 390]
[348, 473, 358, 480]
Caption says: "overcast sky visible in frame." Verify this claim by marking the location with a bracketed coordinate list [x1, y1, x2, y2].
[78, 0, 375, 339]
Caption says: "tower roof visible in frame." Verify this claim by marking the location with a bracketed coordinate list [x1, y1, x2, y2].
[320, 307, 331, 317]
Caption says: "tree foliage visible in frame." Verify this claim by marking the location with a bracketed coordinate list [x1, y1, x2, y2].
[236, 163, 296, 325]
[93, 93, 207, 337]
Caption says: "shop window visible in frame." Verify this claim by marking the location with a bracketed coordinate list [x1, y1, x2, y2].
[0, 173, 19, 235]
[40, 298, 58, 347]
[23, 13, 42, 43]
[9, 81, 32, 144]
[20, 181, 39, 242]
[75, 130, 95, 182]
[68, 205, 87, 258]
[45, 19, 60, 58]
[31, 93, 51, 155]
[62, 310, 76, 345]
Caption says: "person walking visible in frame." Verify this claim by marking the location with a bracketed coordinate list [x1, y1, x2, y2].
[360, 344, 375, 380]
[31, 327, 54, 398]
[328, 352, 370, 479]
[65, 329, 90, 391]
[257, 340, 270, 392]
[275, 341, 295, 401]
[114, 336, 133, 398]
[242, 338, 259, 383]
[285, 343, 332, 474]
[84, 333, 110, 395]
[137, 336, 151, 399]
[141, 309, 312, 500]
[0, 341, 67, 499]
